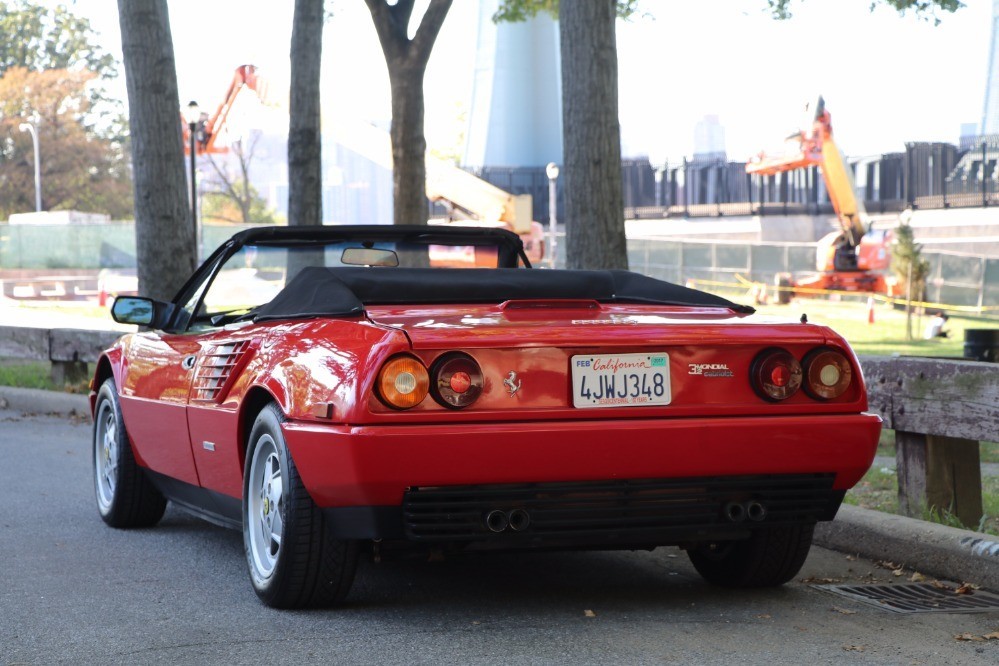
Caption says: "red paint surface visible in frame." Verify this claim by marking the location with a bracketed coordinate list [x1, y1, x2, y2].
[102, 301, 881, 508]
[282, 413, 882, 507]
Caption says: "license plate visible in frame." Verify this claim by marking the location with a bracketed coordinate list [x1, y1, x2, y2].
[570, 353, 671, 408]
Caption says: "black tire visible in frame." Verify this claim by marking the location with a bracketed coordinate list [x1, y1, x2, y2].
[93, 378, 167, 528]
[687, 524, 814, 588]
[242, 403, 358, 608]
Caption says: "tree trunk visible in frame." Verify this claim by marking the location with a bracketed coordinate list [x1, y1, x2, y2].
[288, 0, 323, 227]
[389, 64, 427, 225]
[117, 0, 195, 301]
[559, 0, 628, 270]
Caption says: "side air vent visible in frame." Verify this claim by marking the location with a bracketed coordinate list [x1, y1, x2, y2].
[192, 339, 254, 402]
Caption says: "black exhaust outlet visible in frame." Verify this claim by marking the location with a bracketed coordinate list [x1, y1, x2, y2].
[485, 510, 509, 533]
[747, 501, 767, 522]
[508, 509, 531, 532]
[724, 501, 746, 522]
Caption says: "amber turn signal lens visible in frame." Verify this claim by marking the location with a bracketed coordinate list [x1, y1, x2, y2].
[803, 348, 852, 400]
[751, 348, 802, 401]
[377, 355, 429, 409]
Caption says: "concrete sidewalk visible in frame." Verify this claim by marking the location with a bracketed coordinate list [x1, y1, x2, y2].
[4, 384, 998, 591]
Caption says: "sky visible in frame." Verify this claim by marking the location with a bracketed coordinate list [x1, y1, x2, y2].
[68, 0, 994, 163]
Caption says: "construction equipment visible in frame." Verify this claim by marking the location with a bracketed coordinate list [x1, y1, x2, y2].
[331, 120, 545, 265]
[746, 96, 890, 296]
[182, 64, 264, 156]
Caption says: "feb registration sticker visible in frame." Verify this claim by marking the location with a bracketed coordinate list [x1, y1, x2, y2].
[570, 353, 671, 408]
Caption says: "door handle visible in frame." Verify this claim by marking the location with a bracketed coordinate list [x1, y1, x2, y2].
[182, 355, 196, 370]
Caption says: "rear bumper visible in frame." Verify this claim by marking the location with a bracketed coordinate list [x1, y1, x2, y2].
[283, 413, 880, 541]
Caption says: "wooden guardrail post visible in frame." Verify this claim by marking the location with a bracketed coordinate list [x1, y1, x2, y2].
[0, 325, 122, 386]
[860, 356, 995, 528]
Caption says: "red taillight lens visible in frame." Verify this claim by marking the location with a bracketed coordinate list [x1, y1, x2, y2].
[430, 352, 483, 409]
[376, 355, 429, 409]
[751, 348, 802, 401]
[803, 348, 853, 400]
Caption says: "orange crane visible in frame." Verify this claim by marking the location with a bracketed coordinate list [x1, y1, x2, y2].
[746, 96, 890, 296]
[182, 64, 263, 155]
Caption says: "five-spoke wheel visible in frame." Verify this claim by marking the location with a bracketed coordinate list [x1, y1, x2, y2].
[92, 378, 166, 527]
[242, 403, 358, 608]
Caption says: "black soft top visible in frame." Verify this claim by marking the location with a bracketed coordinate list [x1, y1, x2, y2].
[252, 266, 754, 321]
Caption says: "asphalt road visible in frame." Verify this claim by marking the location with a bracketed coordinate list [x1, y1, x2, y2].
[3, 407, 999, 665]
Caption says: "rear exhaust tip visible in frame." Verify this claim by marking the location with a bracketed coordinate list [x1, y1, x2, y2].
[508, 509, 531, 532]
[747, 501, 767, 522]
[485, 510, 509, 533]
[724, 501, 746, 523]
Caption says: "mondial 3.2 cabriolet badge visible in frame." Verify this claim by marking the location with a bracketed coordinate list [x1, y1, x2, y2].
[504, 371, 522, 396]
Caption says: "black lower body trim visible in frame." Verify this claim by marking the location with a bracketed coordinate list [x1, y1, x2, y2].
[145, 470, 242, 530]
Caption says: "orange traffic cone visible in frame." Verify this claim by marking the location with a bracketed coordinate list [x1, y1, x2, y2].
[867, 296, 875, 324]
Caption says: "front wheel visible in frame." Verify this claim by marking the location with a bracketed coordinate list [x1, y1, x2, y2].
[93, 378, 167, 528]
[243, 403, 358, 608]
[687, 524, 814, 588]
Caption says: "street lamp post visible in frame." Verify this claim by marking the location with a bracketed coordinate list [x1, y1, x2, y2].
[18, 122, 41, 212]
[545, 162, 559, 269]
[183, 101, 200, 260]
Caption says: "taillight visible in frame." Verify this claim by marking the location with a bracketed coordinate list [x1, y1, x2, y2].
[803, 348, 853, 400]
[376, 355, 429, 409]
[751, 348, 802, 401]
[430, 352, 483, 409]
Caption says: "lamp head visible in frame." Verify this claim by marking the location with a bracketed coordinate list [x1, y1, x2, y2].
[183, 100, 200, 125]
[545, 162, 559, 180]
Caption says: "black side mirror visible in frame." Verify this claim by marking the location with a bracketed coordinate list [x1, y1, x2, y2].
[111, 296, 175, 329]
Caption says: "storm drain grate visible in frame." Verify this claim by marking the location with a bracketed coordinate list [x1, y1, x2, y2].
[814, 583, 999, 614]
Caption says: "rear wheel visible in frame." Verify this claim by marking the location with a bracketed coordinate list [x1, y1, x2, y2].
[243, 403, 358, 608]
[93, 378, 167, 528]
[687, 524, 814, 587]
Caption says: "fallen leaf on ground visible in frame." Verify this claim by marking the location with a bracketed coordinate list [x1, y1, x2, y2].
[757, 614, 771, 619]
[954, 633, 985, 642]
[583, 609, 596, 618]
[842, 645, 865, 652]
[832, 607, 858, 615]
[909, 572, 927, 582]
[892, 568, 905, 577]
[955, 583, 976, 595]
[930, 580, 951, 590]
[876, 560, 899, 570]
[801, 577, 841, 584]
[845, 555, 856, 561]
[983, 632, 999, 640]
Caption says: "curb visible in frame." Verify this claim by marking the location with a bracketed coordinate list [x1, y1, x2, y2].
[0, 386, 90, 417]
[815, 504, 999, 590]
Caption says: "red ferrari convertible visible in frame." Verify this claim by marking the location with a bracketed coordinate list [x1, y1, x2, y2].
[92, 225, 880, 608]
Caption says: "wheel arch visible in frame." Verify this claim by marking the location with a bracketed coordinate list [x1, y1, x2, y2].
[237, 386, 282, 471]
[90, 353, 118, 417]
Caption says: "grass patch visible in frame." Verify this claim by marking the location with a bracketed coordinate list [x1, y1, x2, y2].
[846, 465, 999, 536]
[750, 298, 999, 357]
[0, 357, 87, 393]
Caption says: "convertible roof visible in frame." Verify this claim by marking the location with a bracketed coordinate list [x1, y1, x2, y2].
[252, 267, 754, 322]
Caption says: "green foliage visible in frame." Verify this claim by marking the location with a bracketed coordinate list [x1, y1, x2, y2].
[767, 0, 963, 24]
[202, 185, 282, 226]
[891, 222, 930, 300]
[493, 0, 640, 23]
[0, 1, 117, 79]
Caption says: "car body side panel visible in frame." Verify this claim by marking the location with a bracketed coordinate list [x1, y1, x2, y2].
[282, 412, 882, 508]
[116, 332, 201, 486]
